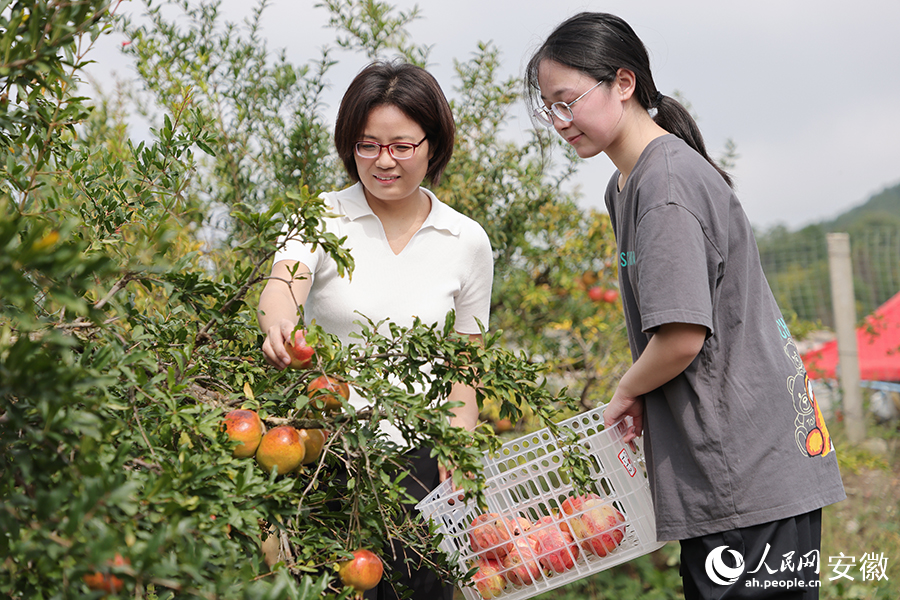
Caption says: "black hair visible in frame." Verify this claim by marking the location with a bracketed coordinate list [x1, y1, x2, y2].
[525, 12, 732, 187]
[334, 60, 455, 185]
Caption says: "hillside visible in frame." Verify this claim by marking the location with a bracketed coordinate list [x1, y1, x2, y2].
[824, 181, 900, 231]
[755, 179, 900, 326]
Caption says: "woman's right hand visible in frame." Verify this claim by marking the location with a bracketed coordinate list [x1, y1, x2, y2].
[257, 260, 312, 370]
[603, 387, 644, 443]
[262, 319, 300, 370]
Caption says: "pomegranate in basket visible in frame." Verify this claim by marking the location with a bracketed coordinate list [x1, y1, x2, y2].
[560, 494, 626, 558]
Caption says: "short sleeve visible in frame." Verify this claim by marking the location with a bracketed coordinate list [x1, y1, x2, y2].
[634, 204, 717, 335]
[453, 226, 494, 334]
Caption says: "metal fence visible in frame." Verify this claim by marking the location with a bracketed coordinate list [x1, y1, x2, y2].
[759, 225, 900, 328]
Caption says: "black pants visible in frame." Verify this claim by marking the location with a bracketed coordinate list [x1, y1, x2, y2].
[680, 509, 822, 600]
[364, 446, 455, 600]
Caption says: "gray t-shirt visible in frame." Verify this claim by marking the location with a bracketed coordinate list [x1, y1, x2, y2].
[605, 135, 845, 541]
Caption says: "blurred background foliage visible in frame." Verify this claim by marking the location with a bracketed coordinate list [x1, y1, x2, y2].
[1, 0, 630, 598]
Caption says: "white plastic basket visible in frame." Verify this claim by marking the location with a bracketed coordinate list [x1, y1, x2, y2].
[415, 405, 665, 600]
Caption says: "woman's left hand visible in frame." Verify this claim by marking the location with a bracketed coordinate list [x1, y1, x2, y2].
[438, 463, 452, 483]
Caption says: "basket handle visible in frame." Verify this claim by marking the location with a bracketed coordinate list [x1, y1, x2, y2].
[604, 412, 640, 452]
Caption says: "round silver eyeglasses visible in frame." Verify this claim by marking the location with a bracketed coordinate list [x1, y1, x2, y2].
[533, 79, 606, 127]
[355, 136, 427, 160]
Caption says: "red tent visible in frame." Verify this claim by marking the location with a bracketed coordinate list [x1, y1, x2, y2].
[803, 291, 900, 382]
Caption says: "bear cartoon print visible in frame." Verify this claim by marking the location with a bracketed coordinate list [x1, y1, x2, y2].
[783, 328, 833, 458]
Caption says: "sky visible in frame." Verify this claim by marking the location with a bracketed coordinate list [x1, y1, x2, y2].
[85, 0, 900, 231]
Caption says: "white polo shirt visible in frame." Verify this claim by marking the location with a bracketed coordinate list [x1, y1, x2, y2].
[273, 182, 494, 445]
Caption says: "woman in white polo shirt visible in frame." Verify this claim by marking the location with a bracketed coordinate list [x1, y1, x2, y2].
[257, 60, 493, 600]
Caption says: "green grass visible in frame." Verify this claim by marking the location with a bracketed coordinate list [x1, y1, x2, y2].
[820, 417, 899, 600]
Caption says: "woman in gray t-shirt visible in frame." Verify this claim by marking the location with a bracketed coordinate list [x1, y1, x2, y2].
[526, 12, 844, 600]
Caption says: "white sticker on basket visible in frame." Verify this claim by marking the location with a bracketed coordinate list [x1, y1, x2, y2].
[618, 448, 636, 477]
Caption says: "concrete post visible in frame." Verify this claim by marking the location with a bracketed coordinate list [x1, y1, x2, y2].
[826, 233, 865, 443]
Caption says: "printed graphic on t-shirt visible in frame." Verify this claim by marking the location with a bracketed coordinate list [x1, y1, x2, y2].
[781, 327, 833, 458]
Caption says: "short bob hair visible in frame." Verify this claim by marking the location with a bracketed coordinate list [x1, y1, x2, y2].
[334, 61, 455, 186]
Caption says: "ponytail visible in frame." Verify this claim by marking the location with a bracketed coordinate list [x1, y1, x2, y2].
[655, 95, 733, 187]
[527, 12, 733, 188]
